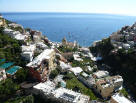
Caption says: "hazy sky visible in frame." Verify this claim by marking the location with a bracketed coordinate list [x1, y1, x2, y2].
[1, 0, 136, 16]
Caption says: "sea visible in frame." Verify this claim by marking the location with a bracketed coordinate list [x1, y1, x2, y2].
[2, 12, 136, 46]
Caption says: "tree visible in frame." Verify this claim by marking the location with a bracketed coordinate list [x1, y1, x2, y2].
[0, 78, 20, 102]
[49, 69, 59, 79]
[15, 68, 28, 83]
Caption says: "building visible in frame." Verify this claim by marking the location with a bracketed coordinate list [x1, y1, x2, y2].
[8, 23, 23, 28]
[93, 71, 109, 79]
[52, 87, 90, 103]
[33, 81, 90, 103]
[95, 75, 123, 99]
[0, 16, 6, 27]
[30, 30, 42, 43]
[62, 37, 78, 48]
[3, 28, 28, 41]
[78, 73, 95, 88]
[70, 67, 83, 75]
[21, 44, 36, 62]
[110, 93, 132, 103]
[0, 69, 7, 81]
[73, 53, 83, 61]
[122, 43, 130, 49]
[14, 33, 27, 41]
[27, 49, 56, 82]
[33, 80, 56, 95]
[79, 47, 90, 54]
[36, 42, 49, 50]
[21, 52, 34, 62]
[59, 61, 71, 72]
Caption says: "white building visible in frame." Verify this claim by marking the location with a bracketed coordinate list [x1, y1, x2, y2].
[4, 28, 13, 34]
[73, 53, 83, 61]
[21, 52, 34, 62]
[52, 87, 90, 103]
[33, 81, 90, 103]
[122, 43, 130, 50]
[27, 49, 55, 69]
[8, 23, 23, 28]
[59, 61, 71, 71]
[93, 70, 109, 79]
[14, 33, 27, 41]
[87, 66, 93, 72]
[0, 69, 7, 81]
[4, 28, 28, 41]
[22, 44, 36, 53]
[110, 93, 132, 103]
[33, 80, 56, 95]
[70, 67, 83, 75]
[21, 44, 36, 62]
[36, 42, 49, 50]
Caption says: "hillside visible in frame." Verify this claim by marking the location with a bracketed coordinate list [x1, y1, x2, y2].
[90, 23, 136, 98]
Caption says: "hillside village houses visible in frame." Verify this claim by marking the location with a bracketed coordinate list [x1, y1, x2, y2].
[27, 49, 56, 82]
[93, 70, 109, 79]
[77, 70, 123, 99]
[33, 80, 90, 103]
[110, 23, 136, 50]
[95, 75, 123, 99]
[3, 28, 29, 41]
[8, 23, 24, 29]
[0, 16, 134, 103]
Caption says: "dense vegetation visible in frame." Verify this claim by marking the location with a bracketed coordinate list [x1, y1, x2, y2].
[15, 68, 29, 83]
[49, 68, 60, 79]
[5, 95, 34, 103]
[0, 78, 20, 102]
[0, 26, 31, 102]
[0, 27, 26, 66]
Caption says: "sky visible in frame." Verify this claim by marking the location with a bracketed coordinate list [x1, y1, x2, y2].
[0, 0, 136, 16]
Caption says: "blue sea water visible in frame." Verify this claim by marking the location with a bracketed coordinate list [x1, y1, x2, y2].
[2, 12, 136, 46]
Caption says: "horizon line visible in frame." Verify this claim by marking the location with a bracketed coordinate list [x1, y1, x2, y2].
[1, 11, 136, 17]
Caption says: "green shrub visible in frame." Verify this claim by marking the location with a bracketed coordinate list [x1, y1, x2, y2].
[49, 69, 59, 79]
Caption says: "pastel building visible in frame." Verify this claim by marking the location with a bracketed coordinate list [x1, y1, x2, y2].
[95, 75, 123, 99]
[27, 49, 56, 82]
